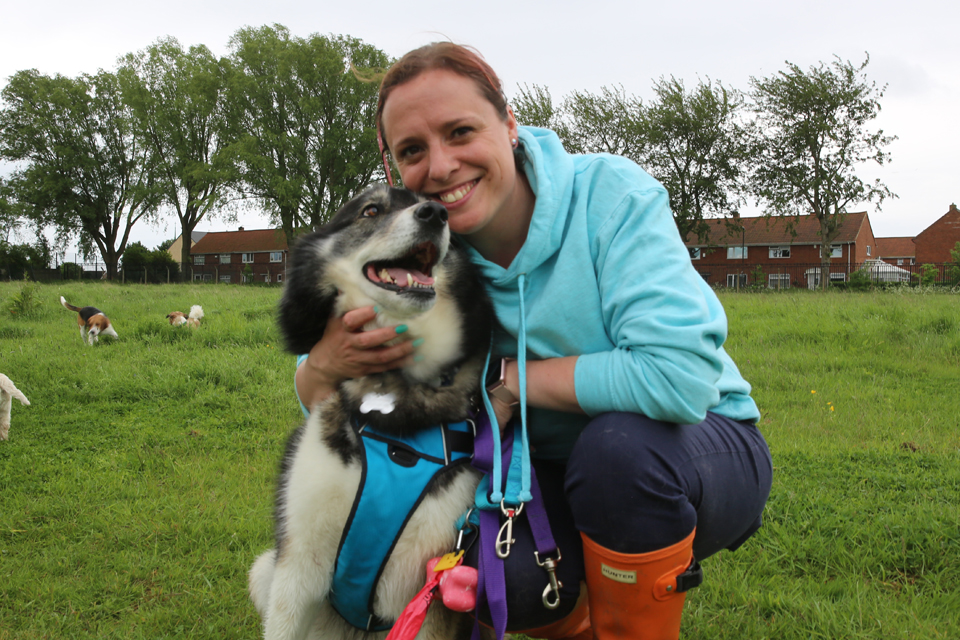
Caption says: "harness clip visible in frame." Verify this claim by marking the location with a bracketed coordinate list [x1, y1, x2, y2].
[495, 500, 524, 559]
[535, 549, 563, 610]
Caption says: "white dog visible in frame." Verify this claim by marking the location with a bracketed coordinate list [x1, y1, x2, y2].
[0, 374, 30, 441]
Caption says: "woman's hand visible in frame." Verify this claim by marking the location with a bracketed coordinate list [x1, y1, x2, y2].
[489, 396, 517, 436]
[295, 306, 416, 410]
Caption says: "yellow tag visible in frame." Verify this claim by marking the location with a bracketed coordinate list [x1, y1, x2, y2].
[433, 550, 464, 572]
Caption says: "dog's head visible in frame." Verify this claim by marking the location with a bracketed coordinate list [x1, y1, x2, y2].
[280, 185, 485, 357]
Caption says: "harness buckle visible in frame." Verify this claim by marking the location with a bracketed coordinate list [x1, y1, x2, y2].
[495, 500, 524, 559]
[535, 549, 563, 610]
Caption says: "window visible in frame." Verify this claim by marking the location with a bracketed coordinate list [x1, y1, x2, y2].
[202, 273, 212, 282]
[193, 273, 203, 281]
[688, 248, 701, 260]
[241, 273, 252, 283]
[263, 274, 271, 283]
[219, 275, 231, 283]
[220, 253, 231, 264]
[276, 273, 283, 283]
[193, 255, 205, 265]
[270, 251, 283, 263]
[768, 274, 790, 289]
[769, 246, 791, 259]
[830, 245, 842, 258]
[242, 253, 254, 263]
[726, 273, 747, 288]
[866, 245, 871, 256]
[726, 246, 748, 260]
[897, 259, 903, 266]
[830, 272, 846, 283]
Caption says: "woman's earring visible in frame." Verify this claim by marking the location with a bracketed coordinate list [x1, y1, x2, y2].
[511, 138, 518, 148]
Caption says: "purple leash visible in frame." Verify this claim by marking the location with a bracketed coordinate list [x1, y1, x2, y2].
[470, 411, 562, 640]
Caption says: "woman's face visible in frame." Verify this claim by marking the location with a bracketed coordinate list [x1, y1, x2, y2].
[381, 69, 521, 237]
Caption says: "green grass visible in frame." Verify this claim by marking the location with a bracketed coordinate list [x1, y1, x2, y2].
[1, 283, 958, 639]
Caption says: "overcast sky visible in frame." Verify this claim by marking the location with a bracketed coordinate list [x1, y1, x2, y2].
[3, 0, 958, 254]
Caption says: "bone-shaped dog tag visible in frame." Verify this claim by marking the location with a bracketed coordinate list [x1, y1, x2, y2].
[360, 392, 396, 414]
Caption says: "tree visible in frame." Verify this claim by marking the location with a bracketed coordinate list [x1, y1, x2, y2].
[512, 84, 573, 142]
[119, 37, 233, 279]
[223, 25, 389, 244]
[748, 55, 896, 290]
[0, 70, 163, 279]
[120, 241, 180, 283]
[561, 85, 645, 160]
[640, 77, 748, 242]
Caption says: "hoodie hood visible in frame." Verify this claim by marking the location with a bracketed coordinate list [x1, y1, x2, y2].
[465, 126, 575, 283]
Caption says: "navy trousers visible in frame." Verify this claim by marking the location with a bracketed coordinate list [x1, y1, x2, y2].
[466, 411, 773, 630]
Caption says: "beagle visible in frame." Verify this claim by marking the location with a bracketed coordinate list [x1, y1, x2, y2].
[60, 296, 118, 345]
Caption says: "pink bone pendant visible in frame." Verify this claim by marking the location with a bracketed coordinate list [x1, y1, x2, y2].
[426, 556, 479, 612]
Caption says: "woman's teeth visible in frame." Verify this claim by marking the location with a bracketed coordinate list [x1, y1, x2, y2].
[439, 182, 474, 204]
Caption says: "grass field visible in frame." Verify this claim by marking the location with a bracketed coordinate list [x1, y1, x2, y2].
[1, 282, 958, 639]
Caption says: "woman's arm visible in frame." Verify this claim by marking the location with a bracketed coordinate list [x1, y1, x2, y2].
[489, 356, 584, 429]
[295, 306, 417, 411]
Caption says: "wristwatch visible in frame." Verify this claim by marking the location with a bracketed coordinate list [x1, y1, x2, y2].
[486, 357, 519, 407]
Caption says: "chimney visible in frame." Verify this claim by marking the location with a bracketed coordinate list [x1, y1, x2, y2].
[950, 204, 958, 213]
[239, 226, 245, 231]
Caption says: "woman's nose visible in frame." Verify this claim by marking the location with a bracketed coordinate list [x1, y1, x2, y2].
[427, 145, 459, 182]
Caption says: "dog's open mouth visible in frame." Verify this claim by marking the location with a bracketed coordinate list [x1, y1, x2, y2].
[365, 242, 439, 293]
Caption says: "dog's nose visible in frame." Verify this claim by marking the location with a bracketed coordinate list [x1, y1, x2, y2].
[415, 202, 448, 229]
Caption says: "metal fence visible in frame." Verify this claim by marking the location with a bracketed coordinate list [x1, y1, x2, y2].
[694, 261, 958, 290]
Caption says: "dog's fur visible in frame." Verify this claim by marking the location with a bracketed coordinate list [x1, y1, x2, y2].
[0, 374, 30, 441]
[60, 296, 118, 345]
[249, 185, 494, 640]
[167, 305, 204, 328]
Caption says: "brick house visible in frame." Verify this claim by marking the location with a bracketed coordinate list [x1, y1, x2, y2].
[167, 230, 207, 264]
[875, 236, 916, 267]
[684, 212, 878, 289]
[913, 204, 960, 264]
[189, 227, 289, 283]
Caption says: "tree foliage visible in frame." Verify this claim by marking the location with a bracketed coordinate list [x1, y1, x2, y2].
[748, 55, 896, 289]
[641, 77, 748, 242]
[511, 79, 748, 241]
[222, 25, 389, 244]
[0, 70, 163, 279]
[118, 37, 232, 278]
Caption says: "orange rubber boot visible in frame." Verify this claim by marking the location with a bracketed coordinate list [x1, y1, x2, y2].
[581, 529, 701, 640]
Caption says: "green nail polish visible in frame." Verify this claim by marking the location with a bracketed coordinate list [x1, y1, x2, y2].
[395, 324, 408, 334]
[413, 354, 424, 362]
[412, 338, 425, 348]
[374, 306, 380, 314]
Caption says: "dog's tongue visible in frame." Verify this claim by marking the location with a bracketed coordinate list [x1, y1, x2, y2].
[387, 267, 434, 286]
[369, 264, 435, 287]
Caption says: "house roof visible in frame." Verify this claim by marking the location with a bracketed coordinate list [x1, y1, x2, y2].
[191, 231, 207, 243]
[685, 212, 869, 247]
[191, 228, 288, 254]
[875, 236, 916, 258]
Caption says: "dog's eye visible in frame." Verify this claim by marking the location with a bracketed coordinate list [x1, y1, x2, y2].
[361, 205, 380, 218]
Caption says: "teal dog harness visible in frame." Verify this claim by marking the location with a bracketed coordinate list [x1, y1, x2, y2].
[329, 418, 474, 631]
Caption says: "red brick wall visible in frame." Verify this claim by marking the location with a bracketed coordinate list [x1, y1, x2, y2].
[915, 205, 960, 264]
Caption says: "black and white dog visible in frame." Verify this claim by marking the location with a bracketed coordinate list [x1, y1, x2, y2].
[250, 185, 494, 640]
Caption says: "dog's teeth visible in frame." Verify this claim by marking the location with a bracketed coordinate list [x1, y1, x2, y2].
[406, 273, 413, 287]
[380, 269, 392, 283]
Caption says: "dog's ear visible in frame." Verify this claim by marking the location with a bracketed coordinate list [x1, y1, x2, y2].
[277, 233, 339, 355]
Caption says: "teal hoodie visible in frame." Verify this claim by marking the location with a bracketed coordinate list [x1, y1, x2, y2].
[464, 126, 760, 461]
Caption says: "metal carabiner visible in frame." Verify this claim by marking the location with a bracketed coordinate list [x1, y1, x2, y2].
[495, 500, 524, 559]
[535, 549, 563, 610]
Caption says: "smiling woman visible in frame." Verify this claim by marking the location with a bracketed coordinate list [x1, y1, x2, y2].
[294, 41, 771, 640]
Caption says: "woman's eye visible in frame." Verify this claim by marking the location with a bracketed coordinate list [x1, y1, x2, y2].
[361, 205, 380, 218]
[451, 126, 472, 138]
[397, 145, 422, 160]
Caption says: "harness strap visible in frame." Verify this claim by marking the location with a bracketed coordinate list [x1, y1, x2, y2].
[330, 418, 474, 631]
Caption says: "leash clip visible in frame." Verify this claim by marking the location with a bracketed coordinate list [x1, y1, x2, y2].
[495, 500, 523, 559]
[535, 549, 563, 610]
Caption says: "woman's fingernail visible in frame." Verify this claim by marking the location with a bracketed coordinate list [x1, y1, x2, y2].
[412, 338, 425, 348]
[413, 354, 424, 362]
[395, 324, 408, 334]
[373, 306, 380, 314]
